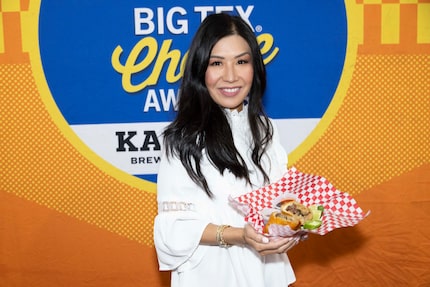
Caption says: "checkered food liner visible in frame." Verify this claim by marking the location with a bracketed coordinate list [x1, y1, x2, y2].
[229, 167, 370, 236]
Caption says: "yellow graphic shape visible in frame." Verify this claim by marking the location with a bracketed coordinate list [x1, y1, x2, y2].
[418, 3, 430, 43]
[381, 4, 400, 44]
[1, 1, 21, 11]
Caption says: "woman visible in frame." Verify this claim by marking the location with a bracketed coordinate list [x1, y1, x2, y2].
[154, 13, 299, 287]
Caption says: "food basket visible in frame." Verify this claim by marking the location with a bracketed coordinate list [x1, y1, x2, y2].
[229, 167, 370, 237]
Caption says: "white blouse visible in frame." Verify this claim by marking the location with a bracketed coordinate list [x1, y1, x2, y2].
[153, 107, 296, 287]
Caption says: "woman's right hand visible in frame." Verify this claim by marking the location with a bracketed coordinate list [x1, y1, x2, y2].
[243, 224, 300, 256]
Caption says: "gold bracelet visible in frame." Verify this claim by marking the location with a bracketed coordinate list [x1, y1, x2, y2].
[216, 225, 232, 248]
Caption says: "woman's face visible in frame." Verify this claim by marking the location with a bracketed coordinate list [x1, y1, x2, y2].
[205, 35, 254, 112]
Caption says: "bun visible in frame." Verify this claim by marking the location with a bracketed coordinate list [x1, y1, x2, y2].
[263, 199, 313, 233]
[263, 211, 300, 233]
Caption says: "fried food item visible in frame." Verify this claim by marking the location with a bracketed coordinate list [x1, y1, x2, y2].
[263, 211, 301, 233]
[263, 199, 317, 233]
[278, 199, 313, 225]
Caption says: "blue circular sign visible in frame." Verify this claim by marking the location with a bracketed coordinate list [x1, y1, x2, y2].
[39, 1, 347, 183]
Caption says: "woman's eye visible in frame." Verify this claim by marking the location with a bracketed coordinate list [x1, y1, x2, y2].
[237, 59, 249, 65]
[209, 61, 222, 66]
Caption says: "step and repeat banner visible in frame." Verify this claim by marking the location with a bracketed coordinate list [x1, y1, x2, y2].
[1, 0, 429, 286]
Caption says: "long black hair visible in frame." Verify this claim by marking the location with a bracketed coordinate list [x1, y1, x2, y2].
[162, 13, 273, 197]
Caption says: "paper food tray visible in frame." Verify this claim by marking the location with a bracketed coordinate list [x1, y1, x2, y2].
[229, 167, 370, 236]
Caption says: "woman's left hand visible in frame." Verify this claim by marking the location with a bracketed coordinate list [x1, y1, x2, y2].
[258, 235, 300, 256]
[243, 224, 301, 256]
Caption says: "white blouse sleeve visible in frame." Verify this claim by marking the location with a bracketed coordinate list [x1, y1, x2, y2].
[153, 151, 211, 272]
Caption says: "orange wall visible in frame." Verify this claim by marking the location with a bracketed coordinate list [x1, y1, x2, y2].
[1, 1, 429, 286]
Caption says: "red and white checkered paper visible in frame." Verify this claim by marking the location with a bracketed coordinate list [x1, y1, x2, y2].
[229, 167, 370, 236]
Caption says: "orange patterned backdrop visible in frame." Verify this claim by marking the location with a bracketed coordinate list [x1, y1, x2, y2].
[1, 0, 429, 286]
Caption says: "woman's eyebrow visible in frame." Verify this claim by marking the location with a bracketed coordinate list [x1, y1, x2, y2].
[234, 52, 251, 58]
[209, 51, 251, 59]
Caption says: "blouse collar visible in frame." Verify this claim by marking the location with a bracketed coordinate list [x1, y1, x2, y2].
[223, 100, 248, 119]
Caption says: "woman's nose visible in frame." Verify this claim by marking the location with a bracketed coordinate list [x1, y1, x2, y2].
[223, 64, 237, 82]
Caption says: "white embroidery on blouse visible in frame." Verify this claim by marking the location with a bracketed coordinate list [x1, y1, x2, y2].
[159, 201, 195, 212]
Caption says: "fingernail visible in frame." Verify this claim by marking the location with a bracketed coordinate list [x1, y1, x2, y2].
[262, 237, 269, 243]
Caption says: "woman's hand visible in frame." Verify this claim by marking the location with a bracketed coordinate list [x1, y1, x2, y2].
[243, 224, 301, 256]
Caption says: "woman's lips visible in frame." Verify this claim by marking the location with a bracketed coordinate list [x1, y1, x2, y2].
[220, 87, 240, 96]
